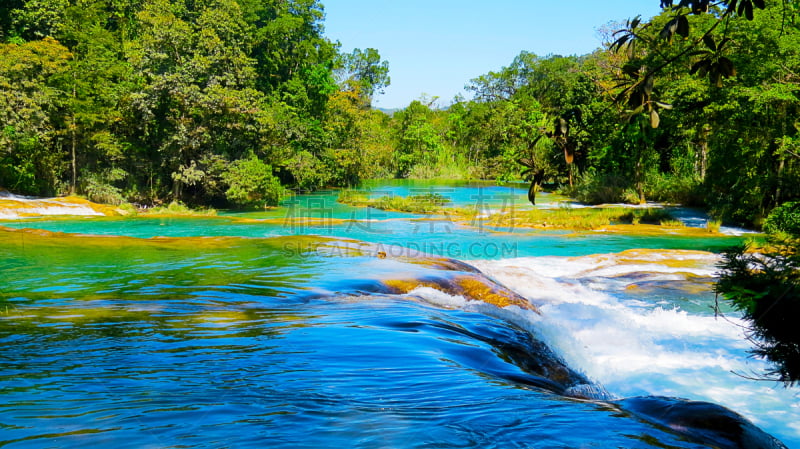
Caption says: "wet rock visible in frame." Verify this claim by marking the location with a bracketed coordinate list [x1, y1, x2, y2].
[616, 396, 788, 449]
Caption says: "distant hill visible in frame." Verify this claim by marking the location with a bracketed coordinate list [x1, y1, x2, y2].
[377, 107, 400, 116]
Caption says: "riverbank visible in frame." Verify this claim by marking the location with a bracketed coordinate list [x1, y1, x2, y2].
[0, 187, 754, 239]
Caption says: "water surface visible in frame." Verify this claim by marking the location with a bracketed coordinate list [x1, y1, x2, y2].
[1, 182, 795, 448]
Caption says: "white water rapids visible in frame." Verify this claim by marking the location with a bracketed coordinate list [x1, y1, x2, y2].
[0, 192, 105, 219]
[405, 250, 800, 447]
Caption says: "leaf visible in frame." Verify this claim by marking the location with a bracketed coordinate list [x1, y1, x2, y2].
[626, 105, 645, 115]
[564, 147, 574, 164]
[745, 0, 754, 20]
[655, 101, 674, 110]
[627, 92, 645, 109]
[517, 158, 534, 168]
[615, 88, 632, 105]
[650, 109, 660, 128]
[611, 35, 630, 52]
[718, 57, 736, 77]
[676, 15, 690, 37]
[692, 0, 709, 14]
[702, 34, 717, 51]
[612, 81, 633, 91]
[753, 0, 765, 9]
[711, 70, 723, 87]
[690, 59, 710, 75]
[555, 117, 568, 136]
[643, 75, 655, 96]
[622, 62, 641, 77]
[660, 19, 678, 41]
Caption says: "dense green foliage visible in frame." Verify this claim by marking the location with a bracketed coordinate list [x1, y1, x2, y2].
[1, 0, 798, 222]
[222, 156, 284, 208]
[0, 0, 390, 207]
[716, 225, 800, 385]
[763, 201, 800, 235]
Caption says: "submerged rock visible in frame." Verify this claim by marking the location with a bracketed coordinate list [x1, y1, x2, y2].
[616, 396, 788, 449]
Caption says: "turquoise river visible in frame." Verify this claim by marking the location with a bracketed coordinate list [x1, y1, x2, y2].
[0, 181, 797, 448]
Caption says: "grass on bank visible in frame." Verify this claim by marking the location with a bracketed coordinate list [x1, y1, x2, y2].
[482, 206, 687, 231]
[339, 189, 694, 231]
[338, 190, 450, 213]
[122, 201, 217, 217]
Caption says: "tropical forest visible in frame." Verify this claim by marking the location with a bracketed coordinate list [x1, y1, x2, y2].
[1, 0, 799, 447]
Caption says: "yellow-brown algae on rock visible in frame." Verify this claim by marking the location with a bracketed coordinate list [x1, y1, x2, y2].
[451, 275, 536, 310]
[555, 249, 720, 295]
[230, 216, 353, 226]
[382, 278, 442, 294]
[595, 224, 728, 237]
[381, 273, 538, 313]
[0, 226, 343, 254]
[311, 240, 538, 311]
[0, 195, 123, 218]
[568, 249, 719, 274]
[623, 277, 716, 296]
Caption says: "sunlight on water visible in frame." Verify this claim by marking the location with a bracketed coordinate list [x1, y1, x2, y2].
[472, 251, 800, 447]
[0, 182, 793, 448]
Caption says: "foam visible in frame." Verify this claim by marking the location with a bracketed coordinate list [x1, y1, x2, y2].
[470, 251, 800, 445]
[405, 286, 472, 309]
[0, 198, 104, 219]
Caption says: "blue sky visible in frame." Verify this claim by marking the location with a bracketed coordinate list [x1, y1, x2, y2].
[323, 1, 663, 109]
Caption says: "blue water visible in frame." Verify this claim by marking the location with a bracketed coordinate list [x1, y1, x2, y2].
[0, 182, 794, 448]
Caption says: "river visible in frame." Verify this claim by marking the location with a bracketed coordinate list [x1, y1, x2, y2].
[0, 181, 796, 448]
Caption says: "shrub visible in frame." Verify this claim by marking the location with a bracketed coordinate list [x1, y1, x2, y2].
[222, 157, 285, 208]
[337, 189, 370, 205]
[338, 191, 450, 213]
[716, 197, 800, 385]
[763, 201, 800, 235]
[716, 237, 800, 385]
[706, 219, 722, 233]
[142, 201, 216, 216]
[82, 169, 126, 205]
[561, 171, 628, 204]
[644, 173, 704, 206]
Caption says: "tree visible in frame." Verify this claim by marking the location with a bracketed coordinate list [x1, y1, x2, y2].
[613, 1, 800, 385]
[0, 37, 71, 195]
[392, 99, 448, 178]
[9, 0, 70, 41]
[610, 0, 778, 114]
[322, 89, 394, 186]
[0, 0, 25, 41]
[125, 0, 270, 204]
[222, 156, 284, 208]
[334, 47, 390, 107]
[0, 0, 389, 204]
[56, 1, 132, 198]
[716, 202, 800, 385]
